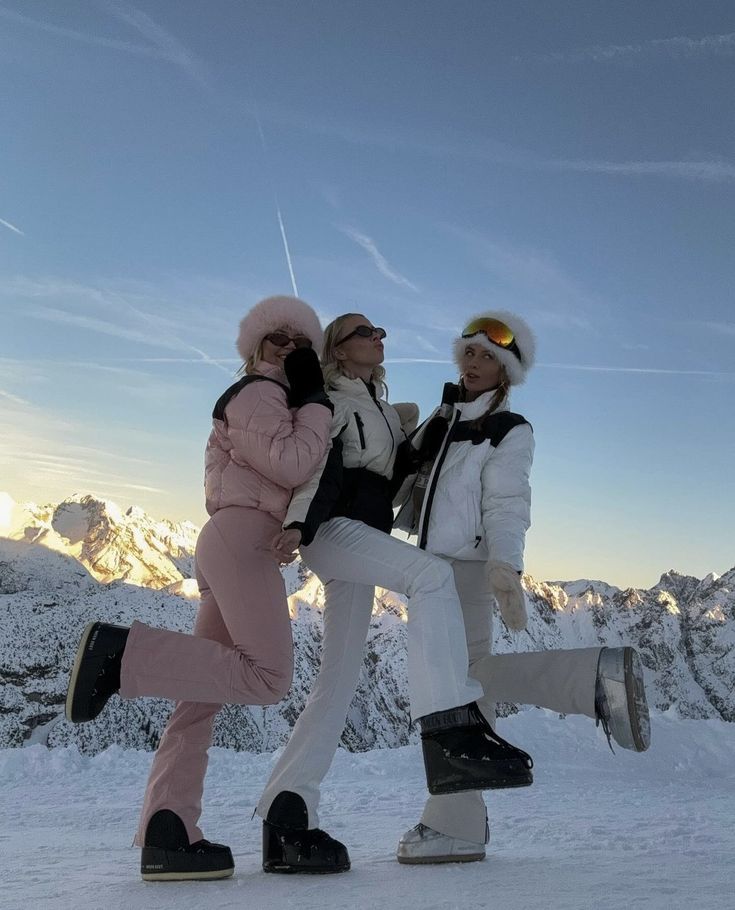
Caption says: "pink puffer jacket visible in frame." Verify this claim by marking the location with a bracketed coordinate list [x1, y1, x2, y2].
[204, 361, 332, 519]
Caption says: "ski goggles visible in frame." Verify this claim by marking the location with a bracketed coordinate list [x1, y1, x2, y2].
[335, 325, 387, 345]
[264, 332, 313, 348]
[461, 317, 521, 360]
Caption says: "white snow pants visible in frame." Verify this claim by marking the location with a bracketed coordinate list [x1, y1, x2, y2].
[256, 517, 483, 825]
[419, 558, 602, 844]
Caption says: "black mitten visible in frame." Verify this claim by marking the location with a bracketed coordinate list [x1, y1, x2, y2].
[284, 348, 333, 411]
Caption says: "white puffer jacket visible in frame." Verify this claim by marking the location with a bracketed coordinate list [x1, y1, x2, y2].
[284, 373, 418, 533]
[396, 390, 533, 571]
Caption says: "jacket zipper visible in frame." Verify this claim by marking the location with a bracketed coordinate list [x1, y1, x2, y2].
[354, 412, 366, 449]
[417, 411, 457, 550]
[374, 399, 395, 455]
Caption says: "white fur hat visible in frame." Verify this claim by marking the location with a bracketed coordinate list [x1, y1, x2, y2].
[453, 310, 536, 386]
[236, 295, 323, 361]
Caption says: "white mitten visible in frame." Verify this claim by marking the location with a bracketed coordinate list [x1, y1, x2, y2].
[487, 561, 528, 631]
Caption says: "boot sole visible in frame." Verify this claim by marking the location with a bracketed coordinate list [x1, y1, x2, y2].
[142, 868, 235, 881]
[624, 647, 650, 752]
[65, 621, 98, 723]
[141, 846, 235, 881]
[428, 772, 532, 795]
[263, 863, 350, 874]
[397, 852, 485, 865]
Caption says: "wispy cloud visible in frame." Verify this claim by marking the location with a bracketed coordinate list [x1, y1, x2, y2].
[549, 158, 735, 183]
[340, 226, 419, 292]
[0, 388, 31, 406]
[539, 363, 735, 377]
[444, 225, 603, 328]
[703, 321, 735, 337]
[0, 389, 170, 508]
[385, 358, 452, 365]
[259, 101, 734, 186]
[3, 277, 234, 374]
[0, 2, 210, 87]
[0, 217, 24, 236]
[518, 31, 735, 64]
[260, 101, 527, 168]
[100, 0, 210, 87]
[25, 304, 186, 349]
[0, 4, 163, 59]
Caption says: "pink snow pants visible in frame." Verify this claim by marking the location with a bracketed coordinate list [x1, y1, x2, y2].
[120, 506, 293, 845]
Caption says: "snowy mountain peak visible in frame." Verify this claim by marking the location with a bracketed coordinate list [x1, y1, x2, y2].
[1, 492, 198, 589]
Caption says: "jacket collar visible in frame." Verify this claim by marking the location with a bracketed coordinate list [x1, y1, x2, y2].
[329, 373, 378, 400]
[252, 359, 288, 385]
[455, 390, 509, 421]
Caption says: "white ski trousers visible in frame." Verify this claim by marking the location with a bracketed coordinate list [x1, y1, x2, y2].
[256, 516, 483, 824]
[419, 558, 602, 843]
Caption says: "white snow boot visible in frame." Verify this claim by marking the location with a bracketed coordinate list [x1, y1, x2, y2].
[595, 647, 650, 752]
[396, 824, 486, 865]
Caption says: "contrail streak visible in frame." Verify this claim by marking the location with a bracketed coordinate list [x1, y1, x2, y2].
[0, 217, 24, 235]
[250, 98, 299, 296]
[276, 207, 299, 296]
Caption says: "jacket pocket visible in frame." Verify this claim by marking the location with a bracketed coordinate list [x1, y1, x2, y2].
[464, 489, 483, 549]
[354, 412, 366, 449]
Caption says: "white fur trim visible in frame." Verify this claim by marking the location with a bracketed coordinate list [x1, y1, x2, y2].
[236, 296, 324, 361]
[453, 311, 536, 386]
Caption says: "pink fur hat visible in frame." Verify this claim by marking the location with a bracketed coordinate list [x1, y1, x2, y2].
[236, 295, 324, 361]
[452, 310, 536, 386]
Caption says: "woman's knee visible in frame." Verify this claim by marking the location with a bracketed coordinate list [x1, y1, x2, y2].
[232, 655, 293, 704]
[408, 555, 454, 598]
[264, 669, 293, 702]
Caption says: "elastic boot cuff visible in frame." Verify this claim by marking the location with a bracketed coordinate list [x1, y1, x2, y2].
[419, 703, 474, 733]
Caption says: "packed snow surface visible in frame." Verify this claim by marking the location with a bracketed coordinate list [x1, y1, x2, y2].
[2, 711, 731, 910]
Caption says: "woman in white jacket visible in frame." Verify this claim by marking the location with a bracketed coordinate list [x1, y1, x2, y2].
[256, 313, 534, 873]
[394, 312, 651, 865]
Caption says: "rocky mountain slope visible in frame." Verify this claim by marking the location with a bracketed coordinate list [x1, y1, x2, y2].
[0, 492, 197, 590]
[1, 493, 732, 755]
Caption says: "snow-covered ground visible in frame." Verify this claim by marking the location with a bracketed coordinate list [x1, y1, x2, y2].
[2, 711, 732, 910]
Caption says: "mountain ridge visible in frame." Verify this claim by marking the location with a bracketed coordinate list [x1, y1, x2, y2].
[1, 492, 732, 755]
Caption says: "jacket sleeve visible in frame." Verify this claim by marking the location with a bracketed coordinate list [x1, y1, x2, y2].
[282, 399, 348, 540]
[392, 402, 420, 436]
[387, 402, 421, 499]
[224, 380, 332, 489]
[480, 423, 534, 572]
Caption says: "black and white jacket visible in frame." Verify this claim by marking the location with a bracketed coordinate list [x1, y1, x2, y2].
[394, 389, 534, 571]
[284, 374, 418, 544]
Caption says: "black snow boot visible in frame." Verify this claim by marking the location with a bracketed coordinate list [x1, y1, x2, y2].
[262, 791, 350, 874]
[65, 621, 130, 723]
[420, 703, 533, 794]
[140, 809, 234, 881]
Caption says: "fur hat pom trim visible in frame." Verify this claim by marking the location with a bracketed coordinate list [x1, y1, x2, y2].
[236, 295, 324, 361]
[453, 310, 536, 386]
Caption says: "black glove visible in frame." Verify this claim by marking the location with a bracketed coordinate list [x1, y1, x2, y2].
[284, 348, 333, 412]
[416, 415, 449, 461]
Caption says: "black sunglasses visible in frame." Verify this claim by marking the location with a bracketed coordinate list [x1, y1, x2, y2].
[264, 332, 313, 349]
[335, 325, 387, 345]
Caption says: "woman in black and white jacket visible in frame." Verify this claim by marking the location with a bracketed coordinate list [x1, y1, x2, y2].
[394, 312, 651, 866]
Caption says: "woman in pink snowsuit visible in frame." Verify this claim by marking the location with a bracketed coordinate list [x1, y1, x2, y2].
[65, 295, 333, 881]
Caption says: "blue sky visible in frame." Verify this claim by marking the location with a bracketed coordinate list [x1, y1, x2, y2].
[1, 0, 733, 588]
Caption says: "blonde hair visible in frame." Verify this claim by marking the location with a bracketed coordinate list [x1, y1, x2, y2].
[242, 338, 265, 375]
[321, 314, 387, 396]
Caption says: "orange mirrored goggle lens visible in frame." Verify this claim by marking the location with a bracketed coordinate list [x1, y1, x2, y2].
[462, 318, 515, 348]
